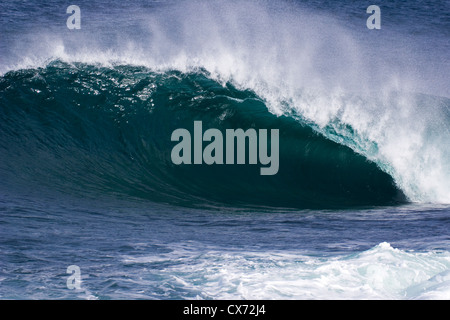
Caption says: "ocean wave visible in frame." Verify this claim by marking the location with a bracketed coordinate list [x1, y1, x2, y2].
[0, 61, 408, 208]
[1, 0, 448, 205]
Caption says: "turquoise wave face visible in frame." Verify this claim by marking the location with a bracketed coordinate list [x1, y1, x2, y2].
[0, 61, 406, 208]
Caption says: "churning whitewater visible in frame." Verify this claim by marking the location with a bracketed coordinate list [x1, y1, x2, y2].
[0, 0, 449, 300]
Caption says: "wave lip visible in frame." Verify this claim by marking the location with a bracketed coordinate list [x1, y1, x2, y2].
[0, 62, 408, 208]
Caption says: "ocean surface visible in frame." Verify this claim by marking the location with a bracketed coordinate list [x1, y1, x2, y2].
[0, 0, 449, 299]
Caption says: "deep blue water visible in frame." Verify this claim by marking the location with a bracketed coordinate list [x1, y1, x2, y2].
[0, 0, 449, 299]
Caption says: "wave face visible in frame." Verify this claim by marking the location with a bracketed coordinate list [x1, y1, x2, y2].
[0, 61, 407, 208]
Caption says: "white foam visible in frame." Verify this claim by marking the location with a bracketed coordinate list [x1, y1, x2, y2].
[124, 242, 450, 300]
